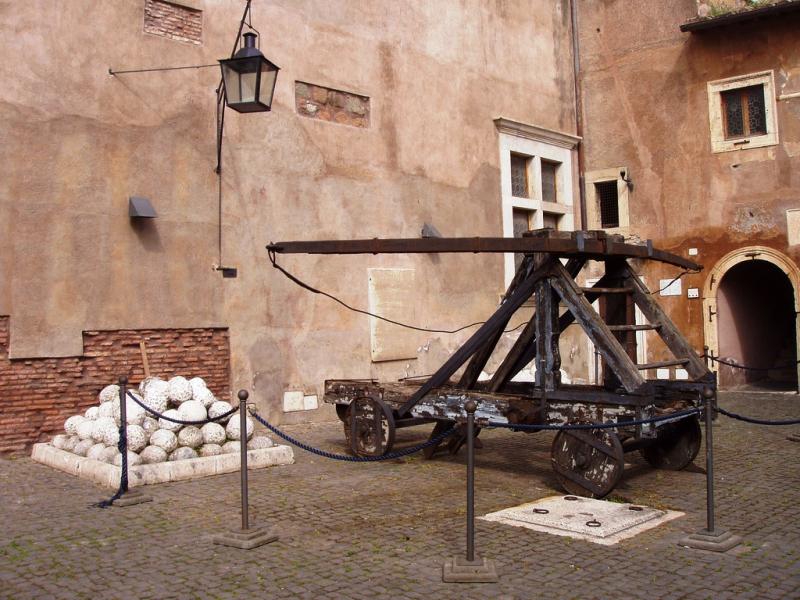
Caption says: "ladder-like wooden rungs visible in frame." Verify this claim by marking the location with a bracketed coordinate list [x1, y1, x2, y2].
[636, 358, 690, 370]
[581, 286, 633, 294]
[607, 323, 660, 332]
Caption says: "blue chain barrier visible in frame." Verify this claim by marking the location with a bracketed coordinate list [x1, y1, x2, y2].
[251, 411, 457, 462]
[717, 406, 800, 426]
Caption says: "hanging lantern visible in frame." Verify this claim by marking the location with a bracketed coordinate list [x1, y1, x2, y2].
[218, 32, 279, 113]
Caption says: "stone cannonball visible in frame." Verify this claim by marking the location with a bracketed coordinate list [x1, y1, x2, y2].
[149, 429, 178, 453]
[77, 420, 95, 441]
[158, 409, 182, 432]
[64, 415, 86, 436]
[140, 377, 168, 397]
[168, 376, 193, 405]
[98, 384, 120, 404]
[142, 416, 159, 437]
[84, 406, 99, 421]
[169, 447, 198, 461]
[112, 393, 146, 427]
[142, 386, 168, 415]
[91, 417, 117, 444]
[140, 445, 168, 464]
[177, 426, 203, 449]
[73, 439, 94, 457]
[225, 414, 254, 441]
[126, 424, 148, 453]
[208, 401, 234, 423]
[63, 436, 79, 453]
[193, 386, 216, 409]
[86, 443, 107, 461]
[112, 451, 143, 467]
[248, 435, 274, 450]
[52, 434, 69, 449]
[98, 402, 115, 419]
[103, 427, 120, 447]
[189, 377, 207, 397]
[99, 446, 120, 464]
[177, 400, 207, 424]
[221, 441, 240, 454]
[200, 422, 226, 445]
[198, 443, 222, 457]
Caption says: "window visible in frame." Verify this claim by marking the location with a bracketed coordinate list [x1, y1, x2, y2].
[495, 118, 580, 287]
[595, 180, 619, 228]
[707, 71, 778, 153]
[510, 154, 530, 198]
[585, 168, 630, 232]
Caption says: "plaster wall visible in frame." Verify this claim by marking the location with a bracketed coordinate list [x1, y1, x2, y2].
[1, 1, 578, 421]
[576, 0, 800, 361]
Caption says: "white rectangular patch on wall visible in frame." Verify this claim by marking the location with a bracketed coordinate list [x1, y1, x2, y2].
[283, 391, 304, 412]
[368, 268, 418, 362]
[656, 368, 671, 380]
[787, 209, 800, 246]
[659, 278, 682, 296]
[675, 369, 689, 380]
[303, 395, 318, 410]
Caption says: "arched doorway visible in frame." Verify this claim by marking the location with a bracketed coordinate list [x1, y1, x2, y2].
[703, 247, 800, 391]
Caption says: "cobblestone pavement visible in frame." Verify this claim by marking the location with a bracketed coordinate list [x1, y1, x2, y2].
[1, 392, 799, 599]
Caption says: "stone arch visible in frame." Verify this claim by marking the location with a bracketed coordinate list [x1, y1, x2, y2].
[702, 246, 800, 389]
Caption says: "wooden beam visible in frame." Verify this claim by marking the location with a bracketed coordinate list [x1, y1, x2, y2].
[622, 263, 710, 380]
[397, 260, 552, 416]
[549, 262, 648, 394]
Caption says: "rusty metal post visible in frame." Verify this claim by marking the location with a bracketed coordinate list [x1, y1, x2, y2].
[443, 400, 498, 583]
[213, 389, 278, 549]
[112, 375, 152, 507]
[679, 386, 740, 552]
[238, 389, 250, 531]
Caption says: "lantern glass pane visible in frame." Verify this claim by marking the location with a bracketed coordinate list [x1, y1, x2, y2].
[222, 64, 242, 104]
[238, 70, 258, 104]
[259, 65, 277, 108]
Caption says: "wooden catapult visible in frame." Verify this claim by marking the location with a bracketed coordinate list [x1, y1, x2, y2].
[268, 230, 715, 498]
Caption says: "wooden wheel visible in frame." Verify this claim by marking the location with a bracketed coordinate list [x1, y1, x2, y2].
[344, 397, 395, 457]
[640, 415, 701, 470]
[551, 428, 624, 499]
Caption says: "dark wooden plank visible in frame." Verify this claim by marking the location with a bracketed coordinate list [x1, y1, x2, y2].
[622, 263, 709, 380]
[549, 262, 648, 394]
[637, 359, 690, 370]
[534, 276, 560, 390]
[579, 287, 632, 294]
[607, 324, 659, 331]
[267, 236, 702, 270]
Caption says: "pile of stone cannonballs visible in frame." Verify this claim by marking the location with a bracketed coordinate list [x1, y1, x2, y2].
[50, 376, 273, 466]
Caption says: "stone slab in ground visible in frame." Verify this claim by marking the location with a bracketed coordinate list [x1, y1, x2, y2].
[480, 494, 683, 545]
[30, 443, 294, 489]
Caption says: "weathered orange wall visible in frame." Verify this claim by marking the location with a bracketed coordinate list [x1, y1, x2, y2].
[577, 0, 800, 362]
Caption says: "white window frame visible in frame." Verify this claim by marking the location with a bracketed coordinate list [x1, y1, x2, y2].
[585, 167, 630, 233]
[707, 70, 779, 154]
[495, 118, 580, 287]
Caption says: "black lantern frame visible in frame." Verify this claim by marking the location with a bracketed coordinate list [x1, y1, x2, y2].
[219, 32, 279, 113]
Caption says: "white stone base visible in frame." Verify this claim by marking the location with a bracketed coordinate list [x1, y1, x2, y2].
[31, 443, 295, 489]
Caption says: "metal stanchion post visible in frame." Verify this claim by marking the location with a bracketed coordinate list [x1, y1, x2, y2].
[213, 389, 278, 550]
[113, 375, 152, 507]
[443, 400, 498, 583]
[679, 386, 740, 552]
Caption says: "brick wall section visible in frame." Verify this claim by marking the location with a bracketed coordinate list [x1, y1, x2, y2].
[295, 81, 370, 128]
[0, 316, 230, 456]
[144, 0, 202, 45]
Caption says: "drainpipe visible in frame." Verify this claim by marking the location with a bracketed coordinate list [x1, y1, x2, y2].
[570, 0, 588, 230]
